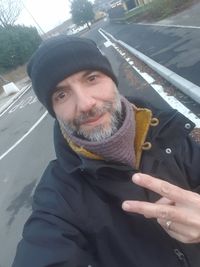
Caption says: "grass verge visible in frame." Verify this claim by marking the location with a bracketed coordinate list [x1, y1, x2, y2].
[112, 0, 197, 23]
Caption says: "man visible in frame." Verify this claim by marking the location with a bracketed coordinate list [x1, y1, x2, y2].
[13, 35, 200, 267]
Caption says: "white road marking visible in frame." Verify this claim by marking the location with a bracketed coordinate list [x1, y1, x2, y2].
[99, 29, 114, 44]
[104, 40, 113, 47]
[0, 84, 45, 160]
[118, 44, 200, 127]
[0, 84, 31, 118]
[137, 22, 200, 30]
[0, 111, 48, 161]
[8, 96, 37, 113]
[99, 29, 200, 128]
[151, 84, 200, 127]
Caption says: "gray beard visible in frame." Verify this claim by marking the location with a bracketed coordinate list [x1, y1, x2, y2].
[58, 93, 123, 142]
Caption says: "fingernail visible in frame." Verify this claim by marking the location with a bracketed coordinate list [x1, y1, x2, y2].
[122, 202, 131, 211]
[132, 173, 141, 183]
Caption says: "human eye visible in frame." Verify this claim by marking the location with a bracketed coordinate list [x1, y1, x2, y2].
[54, 90, 70, 102]
[87, 74, 97, 82]
[87, 71, 102, 83]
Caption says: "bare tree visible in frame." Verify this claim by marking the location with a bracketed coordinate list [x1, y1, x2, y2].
[0, 0, 22, 27]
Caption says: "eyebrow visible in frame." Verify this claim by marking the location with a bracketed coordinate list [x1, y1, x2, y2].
[53, 84, 73, 98]
[54, 70, 98, 92]
[54, 85, 68, 93]
[82, 70, 97, 77]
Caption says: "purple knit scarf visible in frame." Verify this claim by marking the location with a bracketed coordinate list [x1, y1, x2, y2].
[66, 96, 136, 167]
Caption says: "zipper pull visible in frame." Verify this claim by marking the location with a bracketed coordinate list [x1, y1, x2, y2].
[174, 249, 188, 266]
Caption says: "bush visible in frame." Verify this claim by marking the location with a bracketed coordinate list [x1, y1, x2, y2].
[145, 0, 190, 20]
[0, 25, 42, 73]
[125, 0, 191, 22]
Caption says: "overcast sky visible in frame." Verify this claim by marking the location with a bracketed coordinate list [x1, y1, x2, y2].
[16, 0, 72, 33]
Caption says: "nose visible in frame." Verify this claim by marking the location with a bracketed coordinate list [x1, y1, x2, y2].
[75, 87, 96, 113]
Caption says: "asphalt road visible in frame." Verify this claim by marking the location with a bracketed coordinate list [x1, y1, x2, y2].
[83, 20, 170, 110]
[0, 90, 55, 267]
[102, 20, 200, 87]
[0, 19, 199, 266]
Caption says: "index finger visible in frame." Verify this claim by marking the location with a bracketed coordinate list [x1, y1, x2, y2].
[132, 173, 199, 204]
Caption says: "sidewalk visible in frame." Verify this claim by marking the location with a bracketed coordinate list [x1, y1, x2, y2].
[156, 2, 200, 27]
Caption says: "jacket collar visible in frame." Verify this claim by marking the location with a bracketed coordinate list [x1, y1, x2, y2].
[60, 105, 153, 169]
[54, 103, 195, 175]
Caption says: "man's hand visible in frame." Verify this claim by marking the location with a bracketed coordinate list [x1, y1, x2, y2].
[122, 173, 200, 244]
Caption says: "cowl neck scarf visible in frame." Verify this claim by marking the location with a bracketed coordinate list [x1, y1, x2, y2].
[62, 96, 136, 167]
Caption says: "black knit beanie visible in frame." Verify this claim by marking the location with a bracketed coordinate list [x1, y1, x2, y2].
[27, 35, 118, 117]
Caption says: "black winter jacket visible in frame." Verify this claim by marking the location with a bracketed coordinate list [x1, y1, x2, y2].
[13, 98, 200, 267]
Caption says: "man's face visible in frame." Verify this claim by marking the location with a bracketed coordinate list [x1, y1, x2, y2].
[52, 70, 122, 141]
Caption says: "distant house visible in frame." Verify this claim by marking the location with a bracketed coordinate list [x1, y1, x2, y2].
[135, 0, 153, 5]
[123, 0, 137, 10]
[94, 0, 153, 14]
[45, 19, 73, 39]
[106, 0, 153, 19]
[123, 0, 153, 10]
[45, 0, 154, 39]
[93, 0, 114, 12]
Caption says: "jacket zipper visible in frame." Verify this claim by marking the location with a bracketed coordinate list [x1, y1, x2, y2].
[174, 248, 189, 267]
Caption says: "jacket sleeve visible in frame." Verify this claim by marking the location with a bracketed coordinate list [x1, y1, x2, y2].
[182, 136, 200, 192]
[12, 162, 98, 267]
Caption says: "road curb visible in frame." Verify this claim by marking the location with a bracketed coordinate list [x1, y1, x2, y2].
[101, 29, 200, 105]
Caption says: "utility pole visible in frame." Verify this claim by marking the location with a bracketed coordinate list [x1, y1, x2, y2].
[21, 1, 46, 38]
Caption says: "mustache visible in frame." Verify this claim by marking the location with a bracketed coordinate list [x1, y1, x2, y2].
[73, 101, 113, 126]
